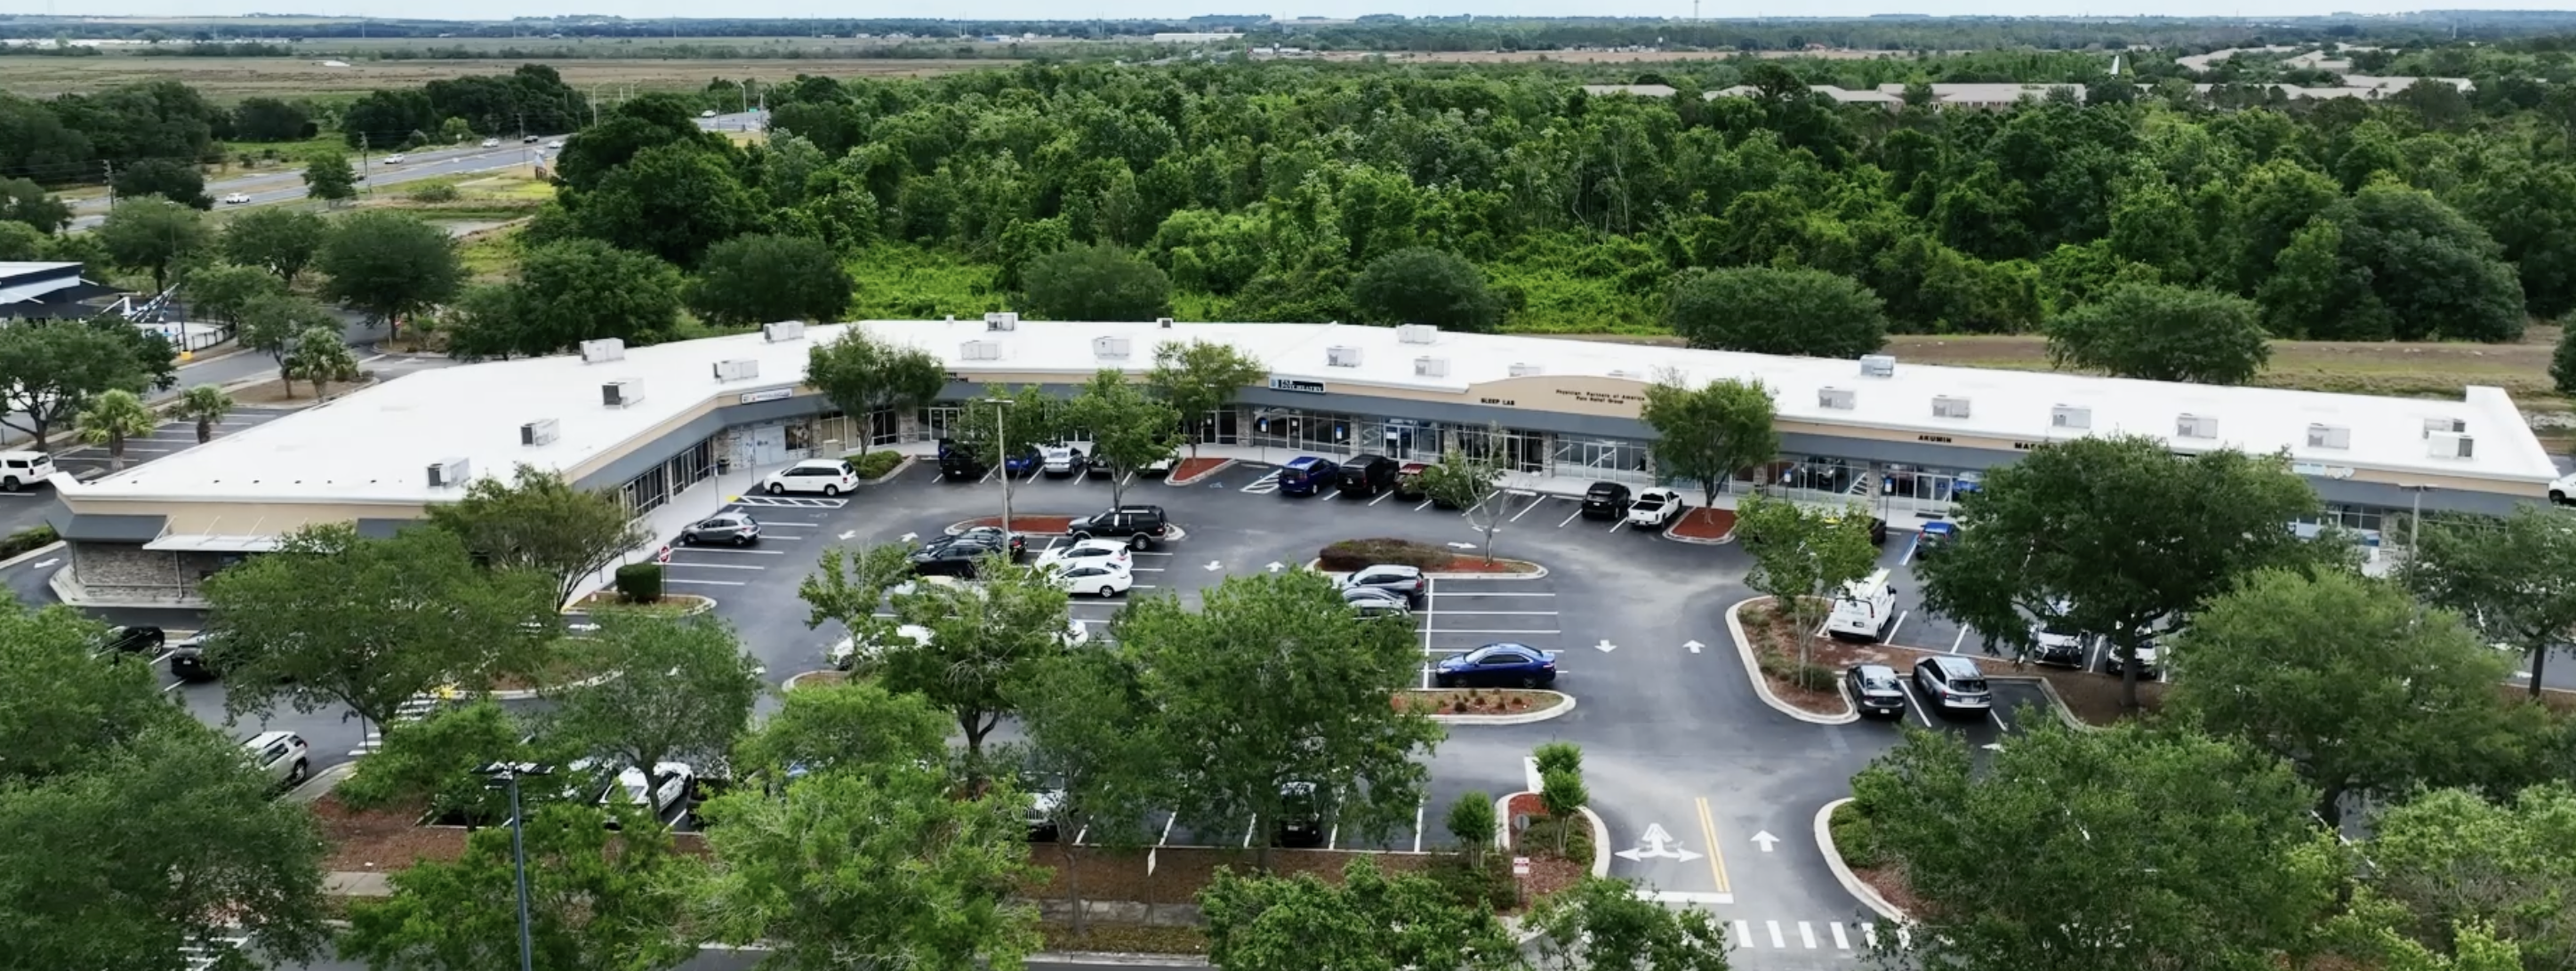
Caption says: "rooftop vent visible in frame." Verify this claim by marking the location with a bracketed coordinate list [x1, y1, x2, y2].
[2307, 423, 2351, 450]
[2428, 431, 2476, 460]
[762, 321, 806, 343]
[1414, 357, 1448, 378]
[1395, 324, 1440, 344]
[2422, 416, 2466, 437]
[1932, 395, 1972, 420]
[983, 312, 1018, 332]
[1157, 317, 1174, 328]
[1093, 336, 1132, 359]
[960, 340, 1002, 361]
[2177, 413, 2219, 439]
[1327, 346, 1362, 368]
[1818, 387, 1856, 410]
[425, 457, 472, 489]
[601, 381, 641, 408]
[712, 358, 760, 382]
[519, 419, 559, 447]
[2050, 405, 2090, 429]
[578, 338, 625, 364]
[1859, 355, 1897, 378]
[1508, 363, 1544, 377]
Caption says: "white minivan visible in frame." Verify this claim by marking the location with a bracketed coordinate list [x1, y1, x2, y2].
[0, 450, 56, 492]
[1826, 569, 1899, 642]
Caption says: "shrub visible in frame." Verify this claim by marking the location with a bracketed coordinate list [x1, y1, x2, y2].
[1447, 790, 1497, 863]
[1532, 741, 1583, 779]
[0, 524, 59, 559]
[1317, 537, 1448, 572]
[844, 450, 903, 480]
[613, 563, 663, 604]
[1756, 652, 1839, 693]
[1830, 800, 1884, 869]
[405, 181, 461, 204]
[1424, 852, 1520, 912]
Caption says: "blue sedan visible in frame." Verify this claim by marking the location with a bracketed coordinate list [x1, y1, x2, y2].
[1433, 643, 1559, 688]
[1003, 446, 1044, 476]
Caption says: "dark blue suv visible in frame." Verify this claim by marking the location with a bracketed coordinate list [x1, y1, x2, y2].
[1279, 456, 1340, 496]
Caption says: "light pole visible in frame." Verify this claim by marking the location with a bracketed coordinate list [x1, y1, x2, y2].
[982, 397, 1016, 538]
[2400, 484, 2436, 556]
[477, 761, 553, 971]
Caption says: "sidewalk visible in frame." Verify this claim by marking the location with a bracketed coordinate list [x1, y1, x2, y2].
[559, 466, 777, 610]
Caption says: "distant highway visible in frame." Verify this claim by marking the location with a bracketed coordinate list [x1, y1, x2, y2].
[68, 141, 551, 230]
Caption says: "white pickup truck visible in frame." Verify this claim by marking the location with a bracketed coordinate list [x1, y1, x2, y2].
[1625, 487, 1686, 529]
[2552, 470, 2576, 505]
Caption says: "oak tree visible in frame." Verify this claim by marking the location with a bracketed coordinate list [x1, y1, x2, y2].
[1640, 373, 1778, 507]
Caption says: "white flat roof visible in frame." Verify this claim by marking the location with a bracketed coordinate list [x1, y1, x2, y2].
[62, 319, 2558, 506]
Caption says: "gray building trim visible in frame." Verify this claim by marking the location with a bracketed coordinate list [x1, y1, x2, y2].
[570, 395, 832, 494]
[353, 518, 416, 540]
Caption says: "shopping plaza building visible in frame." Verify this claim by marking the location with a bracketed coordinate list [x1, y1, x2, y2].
[44, 317, 2565, 605]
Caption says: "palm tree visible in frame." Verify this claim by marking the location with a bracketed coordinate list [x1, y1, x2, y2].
[171, 384, 235, 444]
[76, 389, 161, 472]
[285, 327, 359, 400]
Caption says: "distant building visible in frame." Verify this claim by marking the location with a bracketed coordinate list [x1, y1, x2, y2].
[1152, 32, 1244, 43]
[0, 261, 118, 322]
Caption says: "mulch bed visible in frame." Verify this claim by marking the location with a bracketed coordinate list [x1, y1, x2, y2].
[231, 376, 376, 406]
[1851, 861, 1929, 917]
[1397, 688, 1553, 716]
[1020, 845, 1433, 907]
[573, 592, 714, 615]
[1741, 601, 1856, 716]
[1168, 457, 1231, 484]
[1668, 507, 1737, 542]
[1432, 555, 1541, 574]
[961, 515, 1077, 535]
[314, 794, 469, 872]
[1499, 793, 1593, 904]
[1042, 922, 1207, 955]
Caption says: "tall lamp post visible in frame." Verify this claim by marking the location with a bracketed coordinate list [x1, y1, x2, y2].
[2399, 484, 2436, 557]
[477, 761, 554, 971]
[982, 397, 1016, 538]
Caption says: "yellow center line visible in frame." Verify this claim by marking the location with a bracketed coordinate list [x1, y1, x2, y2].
[1696, 796, 1731, 894]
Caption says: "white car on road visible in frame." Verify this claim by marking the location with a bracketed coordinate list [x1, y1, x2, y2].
[546, 139, 565, 148]
[381, 153, 405, 164]
[2552, 470, 2576, 504]
[221, 192, 251, 205]
[1035, 537, 1132, 573]
[1625, 487, 1685, 529]
[828, 623, 933, 670]
[760, 458, 859, 496]
[479, 138, 501, 148]
[1051, 560, 1134, 598]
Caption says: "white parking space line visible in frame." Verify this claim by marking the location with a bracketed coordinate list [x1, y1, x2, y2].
[1420, 578, 1437, 688]
[1241, 820, 1256, 849]
[1369, 491, 1392, 506]
[673, 547, 785, 555]
[757, 533, 810, 541]
[1511, 499, 1545, 522]
[1556, 508, 1582, 527]
[1899, 533, 1922, 566]
[664, 562, 765, 570]
[1156, 812, 1176, 847]
[1884, 610, 1909, 646]
[664, 578, 747, 587]
[1414, 499, 1433, 510]
[1423, 610, 1558, 615]
[1949, 625, 1970, 654]
[1989, 709, 2011, 734]
[1898, 679, 1936, 727]
[1435, 629, 1561, 636]
[1130, 566, 1165, 573]
[1426, 590, 1555, 598]
[1412, 800, 1425, 853]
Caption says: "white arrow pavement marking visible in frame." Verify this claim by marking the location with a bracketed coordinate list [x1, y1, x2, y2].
[899, 532, 919, 542]
[29, 558, 59, 569]
[1446, 541, 1477, 550]
[1683, 639, 1705, 654]
[1594, 638, 1617, 653]
[1612, 823, 1705, 863]
[1981, 742, 2008, 751]
[1266, 561, 1286, 573]
[1751, 831, 1779, 852]
[838, 531, 857, 541]
[1204, 560, 1223, 571]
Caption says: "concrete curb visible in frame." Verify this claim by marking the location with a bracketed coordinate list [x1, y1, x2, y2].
[479, 670, 617, 702]
[1726, 597, 1858, 726]
[854, 454, 917, 485]
[285, 761, 357, 805]
[1497, 792, 1613, 879]
[1663, 508, 1738, 546]
[1816, 798, 1906, 922]
[781, 670, 847, 691]
[1414, 689, 1577, 726]
[576, 595, 718, 618]
[1164, 458, 1236, 487]
[1024, 952, 1210, 967]
[0, 539, 64, 571]
[1304, 557, 1551, 581]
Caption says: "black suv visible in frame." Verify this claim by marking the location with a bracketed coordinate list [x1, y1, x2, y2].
[1336, 454, 1400, 498]
[1580, 482, 1632, 519]
[936, 438, 988, 481]
[911, 542, 995, 578]
[100, 625, 165, 656]
[1065, 505, 1170, 550]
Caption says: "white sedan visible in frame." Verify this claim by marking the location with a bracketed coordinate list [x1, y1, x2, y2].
[1051, 561, 1134, 598]
[1625, 487, 1685, 528]
[381, 153, 406, 164]
[221, 192, 251, 205]
[479, 138, 501, 148]
[828, 623, 932, 670]
[1035, 537, 1132, 573]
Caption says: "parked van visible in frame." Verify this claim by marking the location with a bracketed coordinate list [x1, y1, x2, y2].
[0, 450, 54, 493]
[1826, 569, 1899, 642]
[1280, 456, 1341, 496]
[1336, 454, 1400, 497]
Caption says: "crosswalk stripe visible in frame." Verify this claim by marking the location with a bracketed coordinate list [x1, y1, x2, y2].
[1863, 923, 1879, 950]
[1832, 921, 1850, 950]
[1800, 921, 1817, 949]
[1767, 921, 1784, 948]
[1734, 920, 1750, 945]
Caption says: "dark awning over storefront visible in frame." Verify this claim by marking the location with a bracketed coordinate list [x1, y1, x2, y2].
[52, 513, 168, 543]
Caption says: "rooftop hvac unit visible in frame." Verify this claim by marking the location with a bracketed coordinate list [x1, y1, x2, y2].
[601, 381, 642, 408]
[1932, 395, 1972, 420]
[2421, 416, 2466, 437]
[2307, 423, 2351, 450]
[983, 312, 1019, 332]
[578, 338, 625, 364]
[1508, 363, 1544, 377]
[2428, 431, 2476, 459]
[761, 321, 807, 343]
[1414, 357, 1448, 378]
[425, 457, 472, 489]
[1818, 387, 1856, 410]
[711, 359, 760, 382]
[519, 419, 560, 446]
[2177, 413, 2219, 439]
[1395, 324, 1440, 344]
[1093, 336, 1133, 358]
[1327, 346, 1362, 368]
[1859, 355, 1897, 378]
[1157, 317, 1174, 328]
[960, 340, 1002, 361]
[2050, 405, 2090, 429]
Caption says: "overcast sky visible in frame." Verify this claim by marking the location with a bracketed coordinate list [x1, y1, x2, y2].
[1, 2, 2568, 23]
